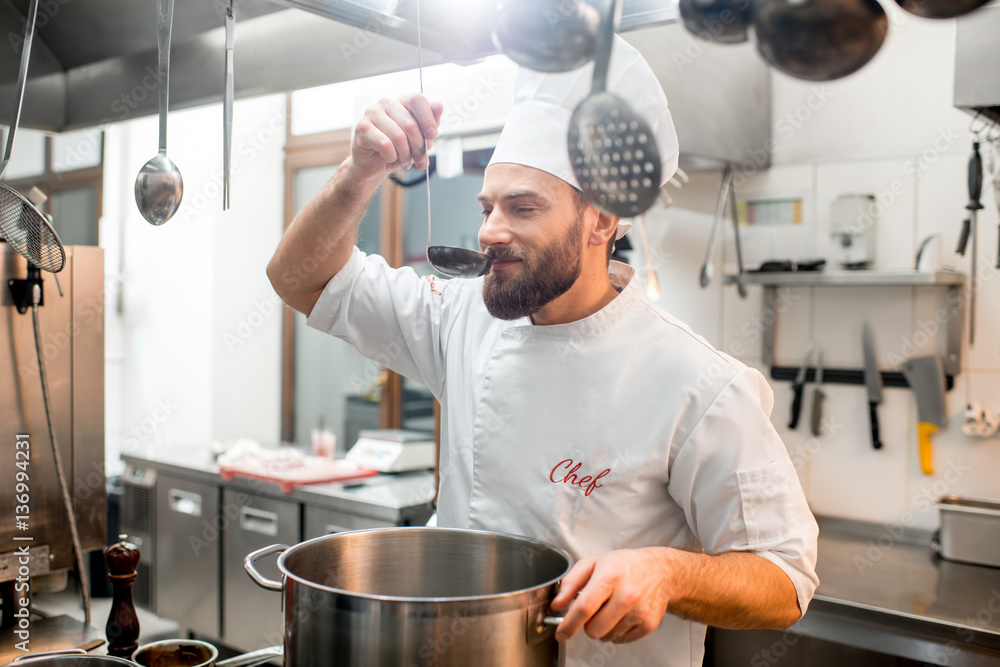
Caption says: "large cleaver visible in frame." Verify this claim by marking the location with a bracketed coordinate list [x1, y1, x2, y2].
[900, 356, 947, 475]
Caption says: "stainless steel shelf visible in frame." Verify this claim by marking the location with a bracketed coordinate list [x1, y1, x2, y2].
[730, 270, 968, 378]
[722, 270, 967, 288]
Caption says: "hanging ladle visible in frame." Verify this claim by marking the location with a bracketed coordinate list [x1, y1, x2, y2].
[492, 0, 601, 73]
[135, 0, 184, 225]
[416, 0, 491, 278]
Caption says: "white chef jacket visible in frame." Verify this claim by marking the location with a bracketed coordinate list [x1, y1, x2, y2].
[307, 248, 819, 667]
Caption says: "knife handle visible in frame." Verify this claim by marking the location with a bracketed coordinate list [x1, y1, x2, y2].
[811, 389, 825, 437]
[918, 422, 937, 475]
[789, 383, 804, 430]
[869, 401, 882, 450]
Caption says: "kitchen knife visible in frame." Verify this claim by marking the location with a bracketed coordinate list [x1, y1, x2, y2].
[811, 350, 825, 437]
[862, 324, 883, 450]
[900, 356, 947, 475]
[788, 342, 814, 430]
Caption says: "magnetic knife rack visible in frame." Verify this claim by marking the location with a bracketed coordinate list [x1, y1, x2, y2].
[721, 270, 967, 391]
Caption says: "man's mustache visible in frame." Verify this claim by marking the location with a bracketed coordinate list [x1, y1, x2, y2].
[485, 246, 528, 263]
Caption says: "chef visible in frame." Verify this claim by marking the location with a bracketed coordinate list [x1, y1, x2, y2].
[267, 36, 819, 667]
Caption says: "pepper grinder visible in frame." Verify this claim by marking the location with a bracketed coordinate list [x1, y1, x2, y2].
[105, 534, 141, 658]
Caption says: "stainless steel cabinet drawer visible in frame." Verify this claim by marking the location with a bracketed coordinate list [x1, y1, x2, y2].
[154, 475, 220, 637]
[222, 490, 300, 651]
[303, 506, 394, 540]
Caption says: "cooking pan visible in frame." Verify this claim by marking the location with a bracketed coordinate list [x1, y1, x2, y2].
[244, 527, 572, 667]
[131, 641, 281, 667]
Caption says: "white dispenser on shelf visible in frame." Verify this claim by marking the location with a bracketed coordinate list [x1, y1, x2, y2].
[829, 194, 877, 269]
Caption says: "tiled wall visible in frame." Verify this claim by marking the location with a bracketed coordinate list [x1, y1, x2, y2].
[641, 5, 1000, 530]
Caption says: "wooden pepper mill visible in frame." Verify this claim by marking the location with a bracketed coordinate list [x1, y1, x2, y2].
[105, 534, 141, 658]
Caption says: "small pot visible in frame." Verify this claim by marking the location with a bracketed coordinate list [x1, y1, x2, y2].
[131, 641, 282, 667]
[244, 527, 572, 667]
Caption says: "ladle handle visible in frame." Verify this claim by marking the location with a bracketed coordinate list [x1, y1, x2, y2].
[155, 0, 174, 153]
[0, 0, 38, 178]
[589, 0, 620, 95]
[243, 544, 288, 591]
[216, 645, 284, 667]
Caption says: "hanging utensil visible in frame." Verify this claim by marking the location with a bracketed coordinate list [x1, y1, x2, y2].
[415, 0, 491, 279]
[699, 165, 733, 288]
[788, 342, 813, 430]
[862, 324, 884, 451]
[635, 214, 660, 300]
[135, 0, 184, 226]
[223, 0, 235, 210]
[751, 0, 889, 82]
[726, 165, 747, 298]
[679, 0, 750, 43]
[492, 0, 601, 73]
[967, 140, 984, 347]
[0, 0, 64, 274]
[567, 0, 662, 218]
[811, 350, 825, 437]
[896, 0, 988, 19]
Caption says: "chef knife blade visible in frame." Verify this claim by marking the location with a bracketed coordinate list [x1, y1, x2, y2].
[788, 342, 814, 430]
[810, 350, 825, 437]
[862, 324, 883, 450]
[900, 355, 947, 476]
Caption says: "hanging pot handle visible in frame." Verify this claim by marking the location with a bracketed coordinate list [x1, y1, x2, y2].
[243, 544, 288, 591]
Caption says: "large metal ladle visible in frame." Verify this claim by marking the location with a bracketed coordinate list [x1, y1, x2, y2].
[135, 0, 183, 226]
[492, 0, 602, 73]
[416, 0, 491, 278]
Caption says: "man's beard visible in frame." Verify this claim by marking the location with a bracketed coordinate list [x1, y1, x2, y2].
[481, 217, 583, 321]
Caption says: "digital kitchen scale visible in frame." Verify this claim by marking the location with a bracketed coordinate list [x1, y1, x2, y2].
[345, 429, 436, 473]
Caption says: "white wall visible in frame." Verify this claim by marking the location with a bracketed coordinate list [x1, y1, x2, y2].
[640, 4, 1000, 530]
[103, 95, 285, 469]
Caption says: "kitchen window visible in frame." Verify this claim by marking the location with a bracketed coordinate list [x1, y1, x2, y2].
[0, 127, 104, 246]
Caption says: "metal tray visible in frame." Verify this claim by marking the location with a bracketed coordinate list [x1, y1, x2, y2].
[935, 495, 1000, 568]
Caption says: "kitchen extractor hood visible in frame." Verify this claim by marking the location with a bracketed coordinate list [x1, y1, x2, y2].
[955, 3, 1000, 124]
[0, 0, 769, 169]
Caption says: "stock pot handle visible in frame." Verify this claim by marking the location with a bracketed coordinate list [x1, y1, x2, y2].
[244, 544, 289, 591]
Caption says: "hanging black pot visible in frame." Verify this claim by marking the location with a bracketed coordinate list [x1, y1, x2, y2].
[751, 0, 889, 82]
[895, 0, 989, 19]
[679, 0, 751, 43]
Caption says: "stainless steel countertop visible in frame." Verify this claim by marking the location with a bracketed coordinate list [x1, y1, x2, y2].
[119, 448, 1000, 649]
[803, 516, 1000, 655]
[121, 446, 435, 523]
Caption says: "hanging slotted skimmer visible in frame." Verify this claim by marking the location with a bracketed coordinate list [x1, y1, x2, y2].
[567, 0, 661, 218]
[0, 0, 65, 273]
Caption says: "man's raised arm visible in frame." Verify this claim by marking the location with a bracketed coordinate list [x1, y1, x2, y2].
[267, 94, 444, 315]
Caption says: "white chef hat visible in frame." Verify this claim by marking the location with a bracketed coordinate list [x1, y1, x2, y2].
[488, 35, 680, 240]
